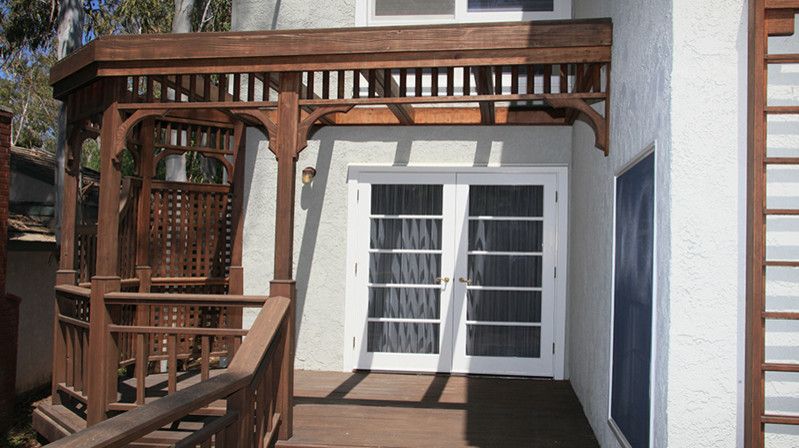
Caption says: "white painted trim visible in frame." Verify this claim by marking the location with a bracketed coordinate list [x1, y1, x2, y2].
[343, 164, 569, 379]
[356, 0, 572, 26]
[553, 165, 569, 380]
[607, 142, 658, 448]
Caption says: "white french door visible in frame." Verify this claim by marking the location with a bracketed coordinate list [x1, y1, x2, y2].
[346, 169, 562, 377]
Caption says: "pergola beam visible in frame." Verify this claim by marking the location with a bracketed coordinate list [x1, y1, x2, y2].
[51, 20, 612, 90]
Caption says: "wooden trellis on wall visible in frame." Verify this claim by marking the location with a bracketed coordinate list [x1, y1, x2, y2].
[747, 1, 799, 446]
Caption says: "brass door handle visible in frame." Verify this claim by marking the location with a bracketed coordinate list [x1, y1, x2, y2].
[435, 277, 450, 284]
[458, 277, 472, 285]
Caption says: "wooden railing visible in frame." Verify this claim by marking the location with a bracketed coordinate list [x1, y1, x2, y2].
[51, 275, 273, 422]
[45, 295, 290, 447]
[52, 285, 92, 403]
[105, 290, 262, 410]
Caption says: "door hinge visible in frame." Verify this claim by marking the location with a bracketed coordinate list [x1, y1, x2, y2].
[353, 337, 356, 349]
[554, 267, 557, 278]
[552, 343, 555, 354]
[555, 191, 559, 203]
[354, 262, 358, 276]
[357, 189, 360, 203]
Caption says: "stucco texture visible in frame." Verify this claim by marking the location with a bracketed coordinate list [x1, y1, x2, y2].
[232, 0, 356, 31]
[571, 0, 747, 447]
[7, 248, 56, 393]
[242, 126, 573, 370]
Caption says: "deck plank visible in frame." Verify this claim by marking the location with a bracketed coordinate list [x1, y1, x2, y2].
[280, 370, 598, 448]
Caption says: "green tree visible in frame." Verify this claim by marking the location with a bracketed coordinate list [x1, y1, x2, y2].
[0, 48, 59, 150]
[0, 0, 232, 155]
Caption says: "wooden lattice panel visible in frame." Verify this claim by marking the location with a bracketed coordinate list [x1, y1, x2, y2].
[118, 178, 140, 280]
[146, 304, 233, 360]
[149, 181, 232, 279]
[75, 225, 97, 284]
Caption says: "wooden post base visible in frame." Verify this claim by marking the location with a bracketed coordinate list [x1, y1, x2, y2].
[270, 279, 295, 441]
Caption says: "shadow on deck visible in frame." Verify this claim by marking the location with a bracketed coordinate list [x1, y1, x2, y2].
[35, 370, 598, 447]
[279, 370, 598, 448]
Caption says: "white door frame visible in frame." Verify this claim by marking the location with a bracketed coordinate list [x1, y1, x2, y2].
[343, 165, 569, 379]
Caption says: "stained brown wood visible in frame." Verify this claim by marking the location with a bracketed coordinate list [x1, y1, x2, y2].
[44, 297, 290, 448]
[326, 107, 568, 126]
[745, 1, 794, 446]
[475, 67, 495, 125]
[50, 20, 612, 88]
[278, 371, 598, 448]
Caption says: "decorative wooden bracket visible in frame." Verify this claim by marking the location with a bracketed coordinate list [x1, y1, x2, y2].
[230, 109, 278, 155]
[544, 97, 609, 156]
[113, 109, 169, 162]
[296, 105, 354, 156]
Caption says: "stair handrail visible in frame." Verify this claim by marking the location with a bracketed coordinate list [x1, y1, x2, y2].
[44, 295, 290, 448]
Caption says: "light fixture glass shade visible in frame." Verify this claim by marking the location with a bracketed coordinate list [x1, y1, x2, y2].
[302, 167, 317, 185]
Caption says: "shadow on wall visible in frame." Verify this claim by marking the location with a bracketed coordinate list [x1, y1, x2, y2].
[290, 125, 571, 337]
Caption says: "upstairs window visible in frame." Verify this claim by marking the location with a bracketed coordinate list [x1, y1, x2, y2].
[358, 0, 571, 26]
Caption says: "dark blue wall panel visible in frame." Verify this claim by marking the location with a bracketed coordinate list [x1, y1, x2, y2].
[611, 152, 655, 448]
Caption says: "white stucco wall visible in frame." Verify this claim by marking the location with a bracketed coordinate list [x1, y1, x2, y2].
[7, 248, 57, 393]
[668, 2, 747, 447]
[571, 0, 748, 447]
[232, 0, 356, 31]
[242, 126, 573, 370]
[570, 1, 672, 446]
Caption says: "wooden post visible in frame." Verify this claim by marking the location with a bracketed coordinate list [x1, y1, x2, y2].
[229, 122, 246, 302]
[87, 103, 123, 425]
[135, 118, 154, 332]
[269, 72, 301, 441]
[52, 128, 81, 404]
[746, 1, 767, 446]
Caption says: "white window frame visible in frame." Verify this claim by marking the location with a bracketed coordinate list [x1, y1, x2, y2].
[356, 0, 573, 27]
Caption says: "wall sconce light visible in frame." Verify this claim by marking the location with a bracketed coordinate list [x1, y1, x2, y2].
[302, 167, 317, 185]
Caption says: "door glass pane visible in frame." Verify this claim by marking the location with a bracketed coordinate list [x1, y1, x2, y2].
[367, 184, 444, 355]
[368, 322, 440, 354]
[468, 0, 554, 12]
[371, 218, 442, 250]
[469, 185, 543, 217]
[374, 0, 455, 16]
[371, 184, 443, 215]
[465, 183, 545, 360]
[369, 287, 440, 319]
[466, 326, 541, 358]
[468, 254, 542, 287]
[469, 220, 543, 252]
[370, 253, 441, 284]
[467, 290, 541, 323]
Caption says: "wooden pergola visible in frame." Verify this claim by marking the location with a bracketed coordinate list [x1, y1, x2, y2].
[41, 19, 612, 447]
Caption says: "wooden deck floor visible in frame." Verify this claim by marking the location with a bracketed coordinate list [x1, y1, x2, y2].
[279, 370, 598, 448]
[35, 370, 598, 447]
